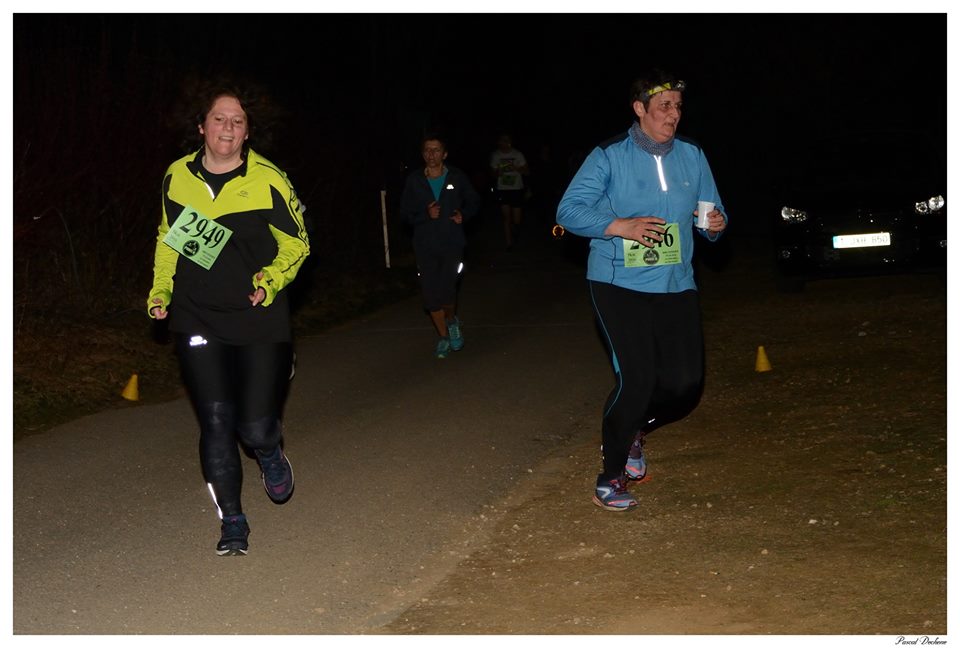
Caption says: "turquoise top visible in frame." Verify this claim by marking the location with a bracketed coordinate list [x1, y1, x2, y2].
[428, 171, 448, 201]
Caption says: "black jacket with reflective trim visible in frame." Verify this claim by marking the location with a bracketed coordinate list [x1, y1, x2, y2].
[147, 148, 310, 344]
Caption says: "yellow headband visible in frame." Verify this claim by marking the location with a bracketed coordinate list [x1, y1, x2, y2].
[642, 80, 686, 100]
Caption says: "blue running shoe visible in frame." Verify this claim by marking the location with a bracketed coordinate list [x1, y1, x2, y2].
[625, 438, 649, 482]
[255, 445, 294, 504]
[447, 317, 464, 351]
[435, 337, 451, 359]
[217, 514, 250, 556]
[592, 474, 637, 511]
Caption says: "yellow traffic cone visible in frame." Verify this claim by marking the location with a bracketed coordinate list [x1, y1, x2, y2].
[121, 373, 139, 401]
[755, 346, 772, 373]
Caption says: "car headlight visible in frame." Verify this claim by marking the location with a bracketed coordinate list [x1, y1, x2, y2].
[781, 206, 807, 223]
[915, 195, 945, 214]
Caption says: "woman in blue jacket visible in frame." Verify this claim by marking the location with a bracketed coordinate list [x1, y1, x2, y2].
[557, 71, 728, 511]
[400, 134, 480, 358]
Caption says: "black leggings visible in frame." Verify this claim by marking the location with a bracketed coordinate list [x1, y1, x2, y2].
[589, 282, 704, 479]
[175, 334, 292, 517]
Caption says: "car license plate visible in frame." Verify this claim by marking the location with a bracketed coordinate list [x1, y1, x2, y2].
[832, 232, 891, 249]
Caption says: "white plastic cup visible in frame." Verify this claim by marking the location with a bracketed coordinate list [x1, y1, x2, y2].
[696, 200, 715, 229]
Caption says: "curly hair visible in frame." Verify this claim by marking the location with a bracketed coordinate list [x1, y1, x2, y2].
[170, 73, 283, 155]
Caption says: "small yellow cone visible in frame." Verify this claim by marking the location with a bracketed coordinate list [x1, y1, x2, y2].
[121, 373, 139, 401]
[755, 346, 772, 373]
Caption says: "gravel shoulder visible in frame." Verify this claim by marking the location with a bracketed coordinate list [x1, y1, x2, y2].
[380, 243, 948, 635]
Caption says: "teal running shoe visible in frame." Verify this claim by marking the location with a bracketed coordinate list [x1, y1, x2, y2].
[447, 317, 464, 351]
[435, 337, 451, 359]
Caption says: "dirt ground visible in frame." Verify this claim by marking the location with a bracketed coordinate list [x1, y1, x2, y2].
[12, 228, 947, 637]
[378, 249, 948, 635]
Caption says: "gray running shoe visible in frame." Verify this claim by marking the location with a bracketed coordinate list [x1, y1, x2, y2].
[625, 437, 649, 481]
[592, 474, 637, 511]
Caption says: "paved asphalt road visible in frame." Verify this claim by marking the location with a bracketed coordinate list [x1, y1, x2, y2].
[13, 222, 618, 634]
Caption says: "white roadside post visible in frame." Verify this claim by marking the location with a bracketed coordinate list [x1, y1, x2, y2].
[380, 189, 391, 268]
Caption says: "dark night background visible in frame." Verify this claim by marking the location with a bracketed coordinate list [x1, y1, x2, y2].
[12, 13, 947, 320]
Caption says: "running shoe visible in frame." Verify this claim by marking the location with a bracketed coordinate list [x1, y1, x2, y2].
[255, 445, 294, 503]
[447, 317, 464, 351]
[216, 514, 250, 556]
[592, 474, 637, 511]
[625, 437, 649, 482]
[435, 337, 451, 359]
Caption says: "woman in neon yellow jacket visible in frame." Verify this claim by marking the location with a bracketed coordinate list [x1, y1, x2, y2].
[147, 81, 309, 556]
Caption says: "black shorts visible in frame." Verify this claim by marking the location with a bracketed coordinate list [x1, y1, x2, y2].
[418, 248, 463, 311]
[495, 189, 525, 207]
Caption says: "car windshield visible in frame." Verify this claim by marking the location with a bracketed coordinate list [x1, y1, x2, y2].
[792, 133, 945, 191]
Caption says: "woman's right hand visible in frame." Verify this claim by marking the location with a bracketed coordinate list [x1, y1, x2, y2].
[150, 298, 168, 320]
[605, 216, 666, 248]
[427, 201, 441, 220]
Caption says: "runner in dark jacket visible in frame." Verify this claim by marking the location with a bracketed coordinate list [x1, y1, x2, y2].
[399, 134, 480, 358]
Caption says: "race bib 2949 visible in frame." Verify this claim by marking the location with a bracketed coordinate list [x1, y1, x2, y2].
[162, 206, 233, 270]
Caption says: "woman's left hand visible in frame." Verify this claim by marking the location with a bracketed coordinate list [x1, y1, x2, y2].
[249, 272, 267, 306]
[450, 210, 463, 225]
[707, 209, 727, 233]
